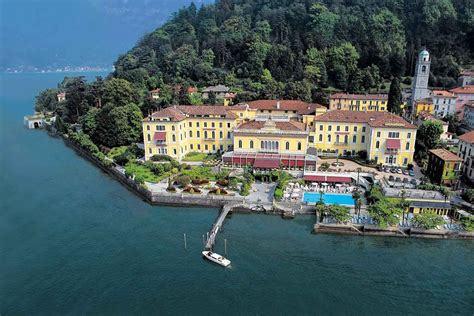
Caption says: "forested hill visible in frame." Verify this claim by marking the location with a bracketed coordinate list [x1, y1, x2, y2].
[113, 0, 473, 101]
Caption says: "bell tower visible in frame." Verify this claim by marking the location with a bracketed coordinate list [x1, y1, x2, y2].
[411, 49, 431, 115]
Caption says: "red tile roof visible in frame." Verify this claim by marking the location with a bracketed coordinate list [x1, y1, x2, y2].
[314, 110, 417, 129]
[145, 105, 238, 122]
[150, 88, 161, 93]
[450, 85, 474, 94]
[429, 149, 462, 161]
[236, 120, 307, 131]
[432, 90, 456, 98]
[245, 100, 325, 115]
[330, 93, 388, 101]
[458, 130, 474, 144]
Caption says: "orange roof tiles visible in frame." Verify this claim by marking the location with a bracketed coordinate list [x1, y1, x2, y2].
[450, 85, 474, 94]
[432, 90, 456, 98]
[458, 130, 474, 144]
[245, 100, 325, 115]
[313, 110, 417, 129]
[429, 148, 462, 161]
[145, 105, 239, 122]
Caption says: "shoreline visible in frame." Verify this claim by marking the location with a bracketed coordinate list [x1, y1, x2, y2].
[60, 133, 473, 241]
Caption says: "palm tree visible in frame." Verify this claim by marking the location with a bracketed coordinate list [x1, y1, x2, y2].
[439, 186, 452, 222]
[352, 188, 362, 220]
[399, 190, 410, 226]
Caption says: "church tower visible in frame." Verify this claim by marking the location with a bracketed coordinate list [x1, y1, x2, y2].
[411, 49, 431, 114]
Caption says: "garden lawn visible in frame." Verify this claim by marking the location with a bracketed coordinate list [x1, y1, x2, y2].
[125, 162, 169, 183]
[180, 166, 217, 180]
[107, 146, 128, 159]
[183, 152, 208, 162]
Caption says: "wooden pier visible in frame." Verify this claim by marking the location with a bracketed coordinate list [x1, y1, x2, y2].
[204, 203, 243, 250]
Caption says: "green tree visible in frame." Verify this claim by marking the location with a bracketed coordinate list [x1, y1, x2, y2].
[93, 103, 143, 147]
[35, 88, 59, 112]
[80, 107, 99, 136]
[324, 204, 351, 223]
[368, 199, 403, 228]
[460, 216, 474, 232]
[412, 212, 444, 229]
[415, 120, 443, 159]
[103, 78, 139, 107]
[387, 77, 402, 114]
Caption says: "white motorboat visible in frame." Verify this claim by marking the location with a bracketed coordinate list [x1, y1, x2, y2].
[202, 251, 231, 267]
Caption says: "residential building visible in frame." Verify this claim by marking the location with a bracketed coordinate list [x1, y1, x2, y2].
[246, 99, 326, 121]
[311, 110, 417, 167]
[57, 92, 66, 102]
[432, 90, 457, 118]
[411, 49, 431, 109]
[458, 71, 474, 87]
[463, 101, 474, 129]
[202, 85, 230, 99]
[449, 85, 474, 119]
[458, 130, 474, 182]
[426, 149, 462, 186]
[149, 88, 160, 100]
[413, 97, 434, 117]
[223, 93, 236, 106]
[329, 93, 388, 111]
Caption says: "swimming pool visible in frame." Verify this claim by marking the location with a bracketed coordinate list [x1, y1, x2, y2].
[303, 193, 355, 205]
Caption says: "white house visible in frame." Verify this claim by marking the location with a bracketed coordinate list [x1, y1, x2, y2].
[432, 90, 457, 118]
[463, 101, 474, 130]
[458, 130, 474, 182]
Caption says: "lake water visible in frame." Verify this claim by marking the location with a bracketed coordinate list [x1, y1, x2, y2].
[1, 73, 473, 315]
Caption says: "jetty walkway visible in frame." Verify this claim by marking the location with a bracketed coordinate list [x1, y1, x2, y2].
[204, 203, 245, 250]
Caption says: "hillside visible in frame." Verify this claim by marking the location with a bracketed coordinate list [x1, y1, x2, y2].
[113, 0, 473, 102]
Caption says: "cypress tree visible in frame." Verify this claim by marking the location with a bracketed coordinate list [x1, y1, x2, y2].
[387, 77, 402, 114]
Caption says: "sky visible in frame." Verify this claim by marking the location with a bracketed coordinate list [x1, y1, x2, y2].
[0, 0, 213, 70]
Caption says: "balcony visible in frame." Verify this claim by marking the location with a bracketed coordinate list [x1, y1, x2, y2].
[385, 148, 399, 155]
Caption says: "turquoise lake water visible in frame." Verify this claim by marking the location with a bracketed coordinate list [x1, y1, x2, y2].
[303, 192, 355, 205]
[1, 73, 473, 315]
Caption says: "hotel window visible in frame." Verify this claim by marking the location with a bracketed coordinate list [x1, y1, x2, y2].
[189, 131, 192, 137]
[172, 126, 175, 131]
[239, 140, 242, 148]
[219, 131, 223, 139]
[219, 122, 222, 128]
[286, 142, 290, 150]
[197, 131, 200, 138]
[212, 131, 215, 138]
[172, 135, 176, 142]
[198, 144, 201, 150]
[146, 125, 150, 131]
[319, 125, 323, 131]
[353, 135, 357, 143]
[147, 134, 151, 141]
[190, 144, 194, 150]
[250, 140, 254, 149]
[328, 135, 331, 142]
[220, 145, 224, 151]
[212, 122, 215, 128]
[362, 127, 366, 132]
[406, 142, 410, 150]
[197, 122, 200, 127]
[173, 149, 177, 155]
[345, 126, 349, 132]
[328, 126, 332, 131]
[407, 132, 411, 139]
[227, 123, 231, 128]
[297, 142, 302, 150]
[388, 132, 400, 138]
[213, 144, 216, 151]
[319, 134, 322, 142]
[336, 135, 340, 143]
[227, 132, 231, 139]
[204, 122, 207, 128]
[344, 135, 348, 143]
[204, 131, 208, 139]
[337, 126, 340, 131]
[376, 141, 380, 149]
[156, 125, 165, 131]
[361, 135, 365, 143]
[148, 148, 152, 154]
[377, 131, 381, 137]
[189, 122, 192, 127]
[404, 158, 408, 165]
[354, 126, 357, 132]
[205, 144, 208, 150]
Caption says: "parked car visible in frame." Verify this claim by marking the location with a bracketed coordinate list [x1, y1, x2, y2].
[403, 169, 409, 175]
[384, 167, 390, 173]
[388, 175, 394, 181]
[395, 177, 402, 182]
[409, 170, 415, 177]
[396, 168, 402, 174]
[410, 179, 417, 185]
[403, 178, 409, 183]
[390, 168, 397, 173]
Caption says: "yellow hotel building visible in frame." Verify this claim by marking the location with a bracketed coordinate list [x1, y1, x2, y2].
[329, 93, 388, 111]
[143, 99, 417, 168]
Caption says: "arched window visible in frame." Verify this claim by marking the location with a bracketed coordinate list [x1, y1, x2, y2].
[147, 134, 151, 141]
[261, 141, 265, 149]
[344, 135, 348, 143]
[319, 134, 322, 142]
[297, 142, 302, 150]
[250, 140, 254, 149]
[147, 125, 150, 131]
[422, 65, 426, 73]
[238, 140, 242, 148]
[406, 142, 410, 150]
[328, 135, 331, 142]
[336, 135, 340, 143]
[275, 142, 279, 150]
[376, 141, 380, 149]
[286, 142, 290, 150]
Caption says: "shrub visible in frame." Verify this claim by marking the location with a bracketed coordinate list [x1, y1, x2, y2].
[461, 189, 474, 204]
[461, 216, 474, 232]
[175, 175, 191, 187]
[134, 175, 145, 185]
[240, 182, 251, 196]
[402, 77, 412, 85]
[217, 179, 229, 187]
[192, 179, 210, 185]
[114, 152, 132, 166]
[412, 212, 444, 229]
[274, 188, 283, 201]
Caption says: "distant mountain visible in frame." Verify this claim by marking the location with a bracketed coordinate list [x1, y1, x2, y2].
[0, 0, 213, 71]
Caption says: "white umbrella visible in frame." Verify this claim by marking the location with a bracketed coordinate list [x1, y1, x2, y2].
[311, 182, 318, 186]
[321, 183, 328, 186]
[284, 193, 290, 198]
[291, 193, 299, 198]
[293, 188, 301, 193]
[288, 182, 294, 187]
[335, 184, 342, 187]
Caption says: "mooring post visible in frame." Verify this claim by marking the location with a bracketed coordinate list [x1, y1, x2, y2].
[184, 233, 187, 249]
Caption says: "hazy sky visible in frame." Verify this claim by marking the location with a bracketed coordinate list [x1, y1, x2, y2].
[0, 0, 212, 70]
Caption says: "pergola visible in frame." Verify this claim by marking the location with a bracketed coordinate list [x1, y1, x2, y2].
[222, 151, 317, 170]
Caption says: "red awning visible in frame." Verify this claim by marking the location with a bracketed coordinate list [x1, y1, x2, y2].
[386, 139, 401, 149]
[254, 158, 280, 169]
[154, 132, 166, 141]
[304, 175, 326, 182]
[326, 176, 352, 183]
